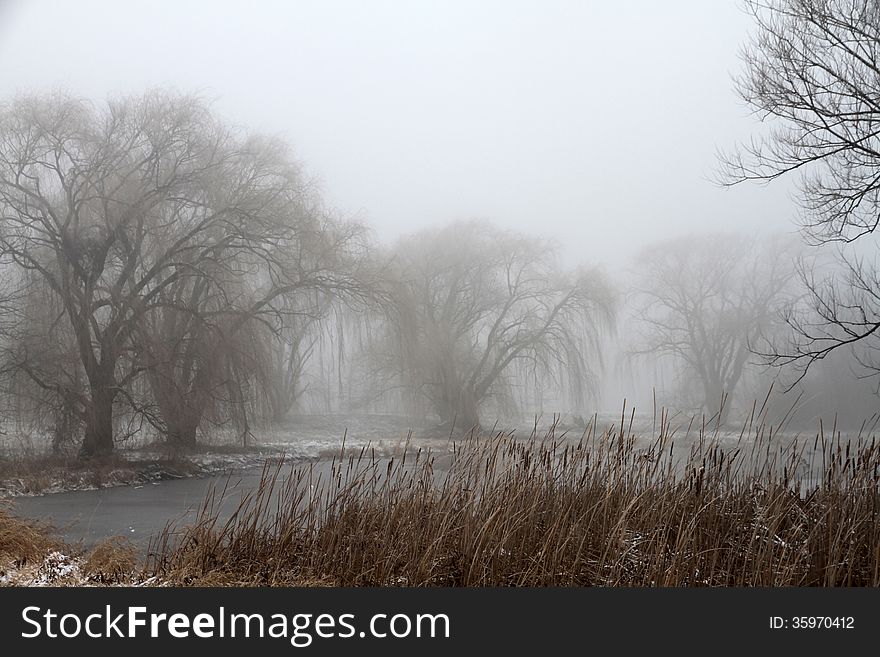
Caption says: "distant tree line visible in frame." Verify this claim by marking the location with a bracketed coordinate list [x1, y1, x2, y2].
[0, 91, 623, 456]
[6, 3, 880, 464]
[0, 91, 377, 456]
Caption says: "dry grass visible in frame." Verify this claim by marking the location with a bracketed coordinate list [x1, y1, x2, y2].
[0, 502, 57, 565]
[2, 501, 141, 586]
[82, 537, 139, 584]
[0, 452, 224, 496]
[0, 453, 134, 495]
[147, 417, 880, 587]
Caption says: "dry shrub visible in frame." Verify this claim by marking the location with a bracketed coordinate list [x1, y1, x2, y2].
[0, 502, 57, 565]
[0, 454, 139, 495]
[83, 536, 138, 584]
[148, 419, 880, 587]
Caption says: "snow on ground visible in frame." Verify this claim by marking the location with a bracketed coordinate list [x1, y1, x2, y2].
[0, 411, 849, 499]
[0, 550, 157, 587]
[1, 550, 87, 586]
[0, 414, 453, 498]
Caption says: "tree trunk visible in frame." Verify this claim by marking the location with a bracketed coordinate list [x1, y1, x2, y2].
[52, 395, 79, 455]
[456, 392, 481, 430]
[159, 390, 204, 451]
[703, 380, 730, 426]
[435, 388, 481, 431]
[267, 379, 297, 425]
[79, 387, 115, 458]
[146, 357, 207, 451]
[166, 415, 200, 451]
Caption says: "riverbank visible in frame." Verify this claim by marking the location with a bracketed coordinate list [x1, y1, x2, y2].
[0, 448, 281, 498]
[0, 504, 137, 586]
[4, 420, 879, 587]
[0, 413, 444, 498]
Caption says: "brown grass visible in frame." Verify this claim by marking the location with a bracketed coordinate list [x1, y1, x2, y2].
[0, 502, 57, 565]
[1, 507, 144, 585]
[0, 452, 210, 496]
[147, 418, 880, 587]
[82, 536, 138, 584]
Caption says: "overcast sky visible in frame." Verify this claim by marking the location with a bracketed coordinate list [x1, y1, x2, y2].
[0, 0, 798, 267]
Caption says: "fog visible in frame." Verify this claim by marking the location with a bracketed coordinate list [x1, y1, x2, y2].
[0, 0, 797, 267]
[5, 2, 880, 596]
[0, 0, 877, 451]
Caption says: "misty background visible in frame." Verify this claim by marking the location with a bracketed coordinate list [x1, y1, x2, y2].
[0, 0, 796, 263]
[0, 0, 876, 440]
[5, 0, 880, 591]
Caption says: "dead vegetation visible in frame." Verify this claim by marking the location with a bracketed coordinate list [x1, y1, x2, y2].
[3, 414, 879, 587]
[0, 454, 156, 496]
[0, 449, 272, 497]
[145, 419, 880, 587]
[83, 537, 139, 584]
[1, 503, 140, 586]
[0, 502, 57, 566]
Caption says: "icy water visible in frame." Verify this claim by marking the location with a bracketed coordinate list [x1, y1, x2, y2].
[6, 412, 851, 552]
[11, 471, 243, 551]
[8, 414, 454, 551]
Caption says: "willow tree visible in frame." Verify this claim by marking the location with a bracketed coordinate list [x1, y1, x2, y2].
[0, 90, 375, 456]
[261, 293, 336, 422]
[139, 216, 373, 449]
[631, 233, 800, 423]
[0, 268, 86, 451]
[374, 221, 615, 429]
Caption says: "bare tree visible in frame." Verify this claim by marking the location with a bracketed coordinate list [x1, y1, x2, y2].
[372, 221, 615, 429]
[0, 91, 375, 456]
[0, 262, 34, 437]
[630, 233, 800, 422]
[719, 0, 880, 377]
[721, 0, 880, 243]
[0, 269, 86, 452]
[136, 213, 373, 450]
[767, 249, 880, 374]
[260, 293, 338, 422]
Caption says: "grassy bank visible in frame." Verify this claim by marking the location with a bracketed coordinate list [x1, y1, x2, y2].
[0, 504, 139, 585]
[146, 420, 880, 586]
[3, 417, 878, 587]
[0, 447, 279, 497]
